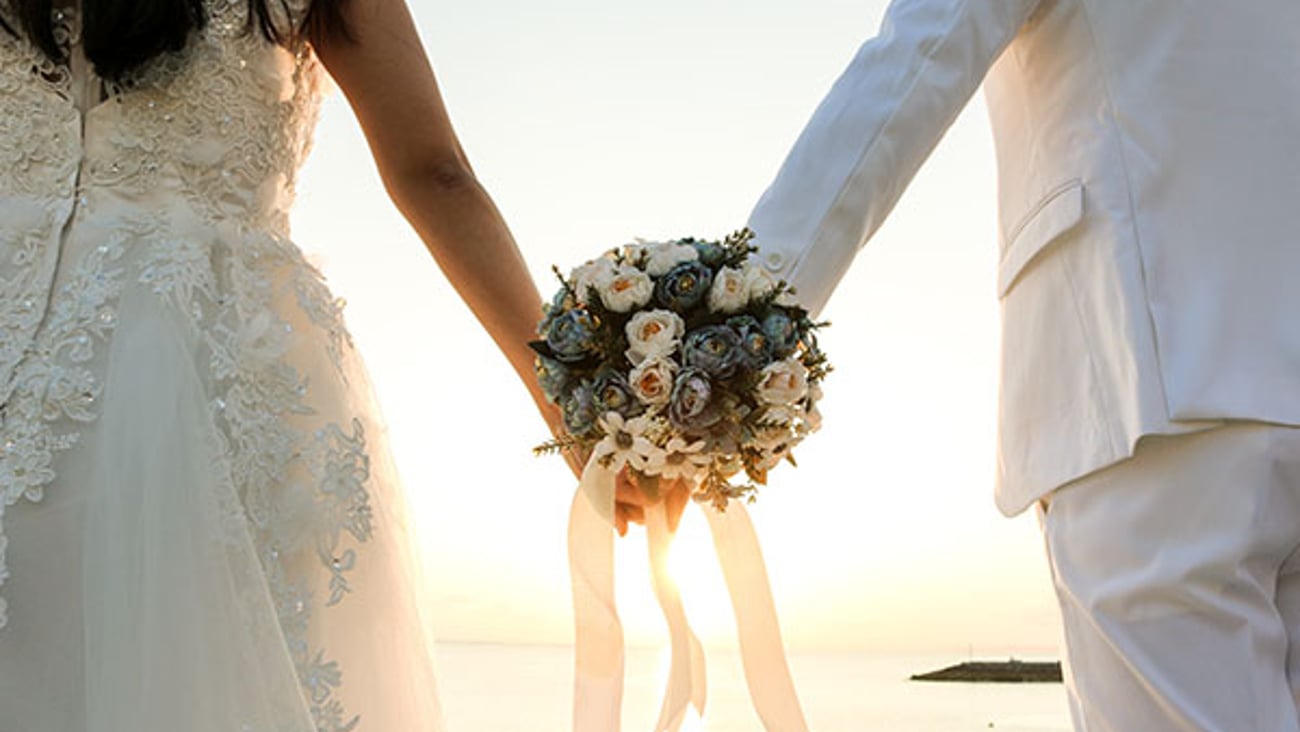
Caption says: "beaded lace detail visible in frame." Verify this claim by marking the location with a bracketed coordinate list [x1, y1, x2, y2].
[0, 2, 369, 728]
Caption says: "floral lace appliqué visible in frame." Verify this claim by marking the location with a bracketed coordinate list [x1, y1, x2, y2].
[0, 218, 139, 628]
[0, 1, 374, 727]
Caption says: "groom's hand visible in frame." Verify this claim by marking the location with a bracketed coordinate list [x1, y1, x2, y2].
[614, 471, 690, 536]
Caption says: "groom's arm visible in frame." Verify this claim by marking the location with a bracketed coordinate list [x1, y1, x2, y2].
[748, 0, 1042, 316]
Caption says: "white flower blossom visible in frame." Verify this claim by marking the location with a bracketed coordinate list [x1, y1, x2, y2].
[591, 412, 657, 473]
[625, 309, 686, 364]
[756, 358, 809, 405]
[644, 241, 700, 277]
[708, 266, 749, 314]
[628, 356, 677, 406]
[597, 265, 654, 313]
[642, 436, 712, 482]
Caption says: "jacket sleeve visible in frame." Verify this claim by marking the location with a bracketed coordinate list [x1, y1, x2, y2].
[747, 0, 1041, 316]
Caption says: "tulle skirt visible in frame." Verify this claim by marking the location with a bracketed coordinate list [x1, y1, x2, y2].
[0, 194, 444, 731]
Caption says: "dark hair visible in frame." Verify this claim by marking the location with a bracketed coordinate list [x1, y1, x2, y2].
[0, 0, 350, 81]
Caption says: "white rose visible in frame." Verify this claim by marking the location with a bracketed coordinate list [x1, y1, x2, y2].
[741, 261, 778, 299]
[708, 266, 749, 314]
[598, 265, 653, 313]
[756, 358, 809, 405]
[628, 356, 677, 406]
[625, 309, 685, 364]
[621, 239, 653, 264]
[570, 256, 617, 304]
[644, 242, 700, 277]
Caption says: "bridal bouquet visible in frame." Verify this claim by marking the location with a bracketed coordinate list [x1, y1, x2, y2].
[535, 229, 824, 732]
[532, 229, 829, 509]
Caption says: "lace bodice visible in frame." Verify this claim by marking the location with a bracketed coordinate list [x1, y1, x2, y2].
[0, 6, 397, 730]
[0, 0, 322, 222]
[0, 0, 326, 399]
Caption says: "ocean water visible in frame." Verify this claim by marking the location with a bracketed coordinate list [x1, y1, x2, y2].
[434, 643, 1073, 731]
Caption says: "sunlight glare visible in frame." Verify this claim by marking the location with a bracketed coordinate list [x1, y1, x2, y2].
[668, 509, 737, 647]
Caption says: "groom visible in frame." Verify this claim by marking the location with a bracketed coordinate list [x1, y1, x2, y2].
[743, 0, 1300, 730]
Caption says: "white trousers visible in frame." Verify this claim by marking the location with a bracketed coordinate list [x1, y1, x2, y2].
[1041, 423, 1300, 732]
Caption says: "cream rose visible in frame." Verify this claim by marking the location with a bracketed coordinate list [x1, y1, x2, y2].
[621, 239, 651, 264]
[742, 261, 778, 299]
[628, 356, 677, 406]
[625, 309, 686, 364]
[644, 241, 700, 277]
[570, 256, 617, 304]
[708, 266, 749, 313]
[598, 265, 653, 313]
[757, 357, 809, 405]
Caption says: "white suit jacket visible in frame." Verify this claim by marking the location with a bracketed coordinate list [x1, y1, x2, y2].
[747, 0, 1300, 515]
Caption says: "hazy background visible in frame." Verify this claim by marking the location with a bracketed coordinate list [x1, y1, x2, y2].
[291, 0, 1064, 655]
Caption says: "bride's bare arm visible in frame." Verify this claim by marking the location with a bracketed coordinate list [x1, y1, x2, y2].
[313, 0, 575, 465]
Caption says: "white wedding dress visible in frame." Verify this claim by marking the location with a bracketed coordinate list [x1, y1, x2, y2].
[0, 3, 444, 730]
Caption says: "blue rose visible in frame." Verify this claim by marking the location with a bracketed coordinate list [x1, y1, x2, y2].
[654, 261, 713, 312]
[593, 369, 640, 417]
[668, 368, 723, 432]
[727, 315, 773, 370]
[535, 356, 571, 404]
[691, 239, 727, 267]
[562, 381, 599, 437]
[682, 325, 742, 380]
[762, 310, 800, 358]
[546, 308, 601, 363]
[537, 288, 572, 336]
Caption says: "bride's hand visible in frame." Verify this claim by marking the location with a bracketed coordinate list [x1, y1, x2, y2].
[613, 471, 690, 536]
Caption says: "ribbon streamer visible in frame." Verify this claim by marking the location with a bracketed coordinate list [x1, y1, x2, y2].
[570, 460, 624, 732]
[568, 458, 809, 731]
[646, 502, 707, 731]
[704, 504, 809, 731]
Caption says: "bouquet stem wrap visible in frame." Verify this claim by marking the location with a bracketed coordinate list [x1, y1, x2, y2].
[568, 458, 809, 732]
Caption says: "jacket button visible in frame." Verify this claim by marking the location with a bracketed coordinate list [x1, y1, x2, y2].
[763, 252, 785, 271]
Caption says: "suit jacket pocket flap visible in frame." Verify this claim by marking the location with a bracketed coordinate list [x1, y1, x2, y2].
[997, 180, 1084, 298]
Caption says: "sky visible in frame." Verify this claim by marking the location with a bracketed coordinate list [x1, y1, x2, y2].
[290, 0, 1065, 655]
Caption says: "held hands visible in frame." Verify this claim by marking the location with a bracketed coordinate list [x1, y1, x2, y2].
[559, 436, 688, 536]
[614, 470, 691, 537]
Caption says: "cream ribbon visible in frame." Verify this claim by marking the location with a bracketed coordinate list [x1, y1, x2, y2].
[568, 459, 809, 731]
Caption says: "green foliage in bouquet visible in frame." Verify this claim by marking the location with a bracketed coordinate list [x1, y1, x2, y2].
[532, 229, 829, 510]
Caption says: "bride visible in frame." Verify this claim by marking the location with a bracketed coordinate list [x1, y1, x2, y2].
[0, 0, 570, 728]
